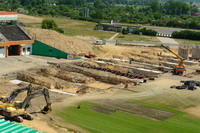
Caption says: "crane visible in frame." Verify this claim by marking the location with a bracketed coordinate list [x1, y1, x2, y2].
[161, 44, 186, 75]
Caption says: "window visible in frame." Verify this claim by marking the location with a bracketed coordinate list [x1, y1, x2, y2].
[27, 47, 31, 52]
[0, 46, 4, 49]
[23, 48, 25, 52]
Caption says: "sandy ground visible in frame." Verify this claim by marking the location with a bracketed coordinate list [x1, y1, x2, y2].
[184, 106, 200, 118]
[96, 44, 169, 61]
[18, 14, 43, 23]
[157, 37, 179, 44]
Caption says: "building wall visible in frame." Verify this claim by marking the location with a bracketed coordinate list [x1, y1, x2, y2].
[21, 44, 32, 56]
[32, 40, 68, 59]
[178, 46, 190, 59]
[192, 46, 200, 59]
[0, 46, 6, 58]
[0, 15, 18, 21]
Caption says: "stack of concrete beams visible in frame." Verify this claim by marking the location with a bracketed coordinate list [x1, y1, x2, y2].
[103, 58, 172, 72]
[167, 58, 199, 65]
[192, 46, 200, 59]
[95, 61, 162, 77]
[129, 61, 172, 72]
[160, 61, 177, 68]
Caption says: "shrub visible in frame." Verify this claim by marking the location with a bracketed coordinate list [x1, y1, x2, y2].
[132, 28, 157, 36]
[172, 30, 200, 40]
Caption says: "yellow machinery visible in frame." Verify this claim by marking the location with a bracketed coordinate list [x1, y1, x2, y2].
[0, 85, 52, 122]
[161, 44, 186, 75]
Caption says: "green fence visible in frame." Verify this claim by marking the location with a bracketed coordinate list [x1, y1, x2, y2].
[32, 40, 68, 59]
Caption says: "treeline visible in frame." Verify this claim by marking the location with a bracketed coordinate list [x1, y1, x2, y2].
[172, 30, 200, 40]
[0, 0, 200, 30]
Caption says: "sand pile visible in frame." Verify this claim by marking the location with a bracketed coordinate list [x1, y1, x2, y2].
[25, 27, 94, 54]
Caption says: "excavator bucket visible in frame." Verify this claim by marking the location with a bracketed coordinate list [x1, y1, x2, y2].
[41, 105, 52, 114]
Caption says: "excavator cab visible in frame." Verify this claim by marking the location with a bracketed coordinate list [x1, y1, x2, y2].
[0, 96, 9, 103]
[14, 101, 23, 109]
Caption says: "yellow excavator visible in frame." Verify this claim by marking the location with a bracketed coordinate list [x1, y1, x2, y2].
[0, 84, 52, 122]
[161, 44, 186, 75]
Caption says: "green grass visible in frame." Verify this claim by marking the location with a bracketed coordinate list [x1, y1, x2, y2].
[24, 16, 115, 40]
[175, 39, 200, 45]
[56, 102, 200, 133]
[116, 33, 160, 42]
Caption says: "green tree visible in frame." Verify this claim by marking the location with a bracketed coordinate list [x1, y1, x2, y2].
[150, 0, 160, 12]
[41, 19, 58, 29]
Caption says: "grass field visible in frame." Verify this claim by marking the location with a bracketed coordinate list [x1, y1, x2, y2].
[116, 34, 160, 42]
[56, 102, 200, 133]
[24, 16, 115, 40]
[175, 39, 200, 45]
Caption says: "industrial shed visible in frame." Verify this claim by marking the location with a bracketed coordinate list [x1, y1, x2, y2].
[0, 12, 34, 58]
[32, 40, 68, 59]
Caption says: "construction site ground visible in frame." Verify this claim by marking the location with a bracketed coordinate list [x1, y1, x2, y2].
[0, 51, 200, 133]
[0, 14, 199, 133]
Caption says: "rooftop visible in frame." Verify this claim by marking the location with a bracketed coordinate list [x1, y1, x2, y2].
[0, 25, 31, 42]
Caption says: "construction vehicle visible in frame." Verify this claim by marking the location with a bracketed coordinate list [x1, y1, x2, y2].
[0, 84, 32, 103]
[0, 87, 52, 122]
[161, 44, 186, 75]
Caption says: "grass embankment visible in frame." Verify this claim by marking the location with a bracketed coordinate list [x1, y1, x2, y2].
[56, 102, 200, 133]
[24, 16, 115, 40]
[175, 39, 200, 45]
[116, 33, 160, 42]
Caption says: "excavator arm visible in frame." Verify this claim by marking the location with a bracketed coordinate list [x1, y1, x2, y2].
[20, 88, 52, 114]
[7, 84, 32, 103]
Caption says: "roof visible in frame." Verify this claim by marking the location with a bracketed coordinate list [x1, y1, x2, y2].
[0, 12, 18, 15]
[0, 119, 40, 133]
[0, 25, 31, 41]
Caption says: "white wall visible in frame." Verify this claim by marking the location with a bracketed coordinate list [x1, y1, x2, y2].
[0, 46, 6, 58]
[21, 44, 32, 56]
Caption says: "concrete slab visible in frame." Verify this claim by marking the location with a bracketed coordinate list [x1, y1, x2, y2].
[0, 55, 73, 74]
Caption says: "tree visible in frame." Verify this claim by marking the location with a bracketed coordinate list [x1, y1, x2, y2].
[150, 0, 160, 12]
[41, 19, 58, 29]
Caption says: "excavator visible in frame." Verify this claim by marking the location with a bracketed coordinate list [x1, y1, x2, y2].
[0, 84, 52, 122]
[161, 44, 186, 75]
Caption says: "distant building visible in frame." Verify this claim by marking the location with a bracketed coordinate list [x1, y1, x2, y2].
[191, 13, 200, 16]
[0, 12, 34, 58]
[94, 23, 142, 33]
[84, 7, 89, 18]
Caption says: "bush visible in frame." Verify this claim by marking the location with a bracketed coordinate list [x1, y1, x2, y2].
[42, 19, 58, 29]
[172, 30, 200, 40]
[132, 28, 157, 36]
[122, 28, 128, 35]
[42, 19, 64, 33]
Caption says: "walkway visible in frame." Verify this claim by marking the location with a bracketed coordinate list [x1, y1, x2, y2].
[109, 33, 119, 40]
[157, 37, 179, 45]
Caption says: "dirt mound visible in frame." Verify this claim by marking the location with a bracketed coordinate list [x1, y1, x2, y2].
[25, 27, 94, 54]
[97, 45, 169, 64]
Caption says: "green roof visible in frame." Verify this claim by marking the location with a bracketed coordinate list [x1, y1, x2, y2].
[0, 119, 40, 133]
